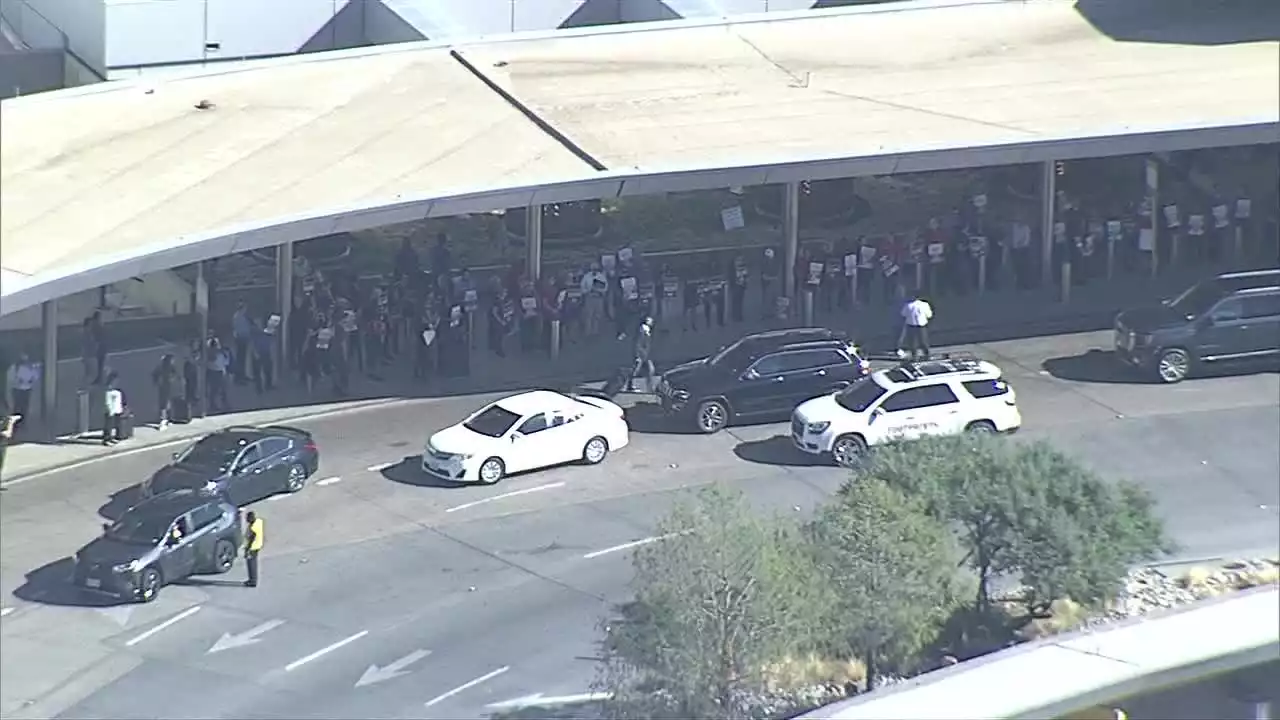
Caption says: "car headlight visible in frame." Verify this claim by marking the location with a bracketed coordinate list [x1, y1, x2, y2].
[673, 389, 690, 400]
[112, 560, 141, 573]
[808, 421, 831, 434]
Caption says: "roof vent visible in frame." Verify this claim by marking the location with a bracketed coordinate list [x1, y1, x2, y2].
[194, 99, 215, 111]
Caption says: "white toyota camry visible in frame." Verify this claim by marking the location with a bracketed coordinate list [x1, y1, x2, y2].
[422, 390, 630, 484]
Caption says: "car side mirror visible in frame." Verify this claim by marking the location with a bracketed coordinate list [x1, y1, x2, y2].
[510, 432, 522, 442]
[742, 369, 759, 381]
[102, 522, 110, 533]
[171, 452, 180, 460]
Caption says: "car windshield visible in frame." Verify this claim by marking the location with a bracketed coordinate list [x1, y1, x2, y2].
[707, 340, 746, 367]
[1168, 281, 1225, 317]
[835, 377, 887, 413]
[464, 405, 522, 438]
[106, 513, 171, 546]
[176, 436, 243, 470]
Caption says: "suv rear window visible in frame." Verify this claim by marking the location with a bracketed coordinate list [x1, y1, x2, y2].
[962, 379, 1010, 399]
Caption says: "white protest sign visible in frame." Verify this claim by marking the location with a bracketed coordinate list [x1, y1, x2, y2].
[1187, 215, 1205, 236]
[1163, 204, 1180, 228]
[720, 206, 745, 231]
[1212, 205, 1230, 229]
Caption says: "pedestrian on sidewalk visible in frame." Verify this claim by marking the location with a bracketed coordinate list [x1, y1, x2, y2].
[205, 336, 231, 413]
[899, 291, 934, 362]
[582, 262, 607, 338]
[231, 302, 253, 386]
[250, 317, 275, 394]
[151, 353, 177, 430]
[625, 315, 655, 394]
[243, 510, 263, 588]
[101, 372, 127, 445]
[9, 353, 38, 431]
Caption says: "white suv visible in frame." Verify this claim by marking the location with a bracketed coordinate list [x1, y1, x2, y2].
[791, 355, 1022, 467]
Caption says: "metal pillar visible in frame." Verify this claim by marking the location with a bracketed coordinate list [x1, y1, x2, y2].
[1039, 160, 1056, 288]
[276, 242, 293, 367]
[526, 204, 543, 281]
[196, 261, 208, 419]
[782, 182, 800, 305]
[40, 300, 57, 427]
[1145, 158, 1160, 277]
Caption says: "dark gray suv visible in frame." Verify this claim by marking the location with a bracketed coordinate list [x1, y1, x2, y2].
[1114, 269, 1280, 383]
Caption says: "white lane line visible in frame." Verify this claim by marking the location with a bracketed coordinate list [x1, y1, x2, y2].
[315, 476, 342, 486]
[265, 494, 290, 503]
[445, 482, 566, 514]
[366, 462, 394, 473]
[424, 666, 510, 707]
[284, 630, 368, 672]
[1, 606, 14, 617]
[583, 532, 683, 559]
[124, 605, 201, 647]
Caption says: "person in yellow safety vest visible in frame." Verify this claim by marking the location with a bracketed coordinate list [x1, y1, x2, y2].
[244, 511, 263, 588]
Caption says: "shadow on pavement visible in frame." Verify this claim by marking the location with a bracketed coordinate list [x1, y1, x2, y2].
[1040, 349, 1150, 385]
[98, 484, 144, 521]
[380, 456, 468, 489]
[732, 435, 829, 468]
[12, 557, 114, 608]
[623, 402, 697, 435]
[1074, 0, 1280, 46]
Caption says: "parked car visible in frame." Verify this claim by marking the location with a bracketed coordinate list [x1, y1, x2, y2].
[1115, 269, 1280, 383]
[423, 390, 630, 485]
[74, 490, 242, 603]
[656, 327, 871, 433]
[141, 425, 320, 505]
[792, 354, 1022, 467]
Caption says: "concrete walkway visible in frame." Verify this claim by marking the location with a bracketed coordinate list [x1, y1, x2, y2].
[0, 268, 1200, 485]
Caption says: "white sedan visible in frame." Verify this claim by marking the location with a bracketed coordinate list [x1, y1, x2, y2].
[422, 390, 630, 484]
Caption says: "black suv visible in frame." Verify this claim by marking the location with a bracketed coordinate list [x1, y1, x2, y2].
[74, 490, 242, 603]
[657, 327, 871, 433]
[141, 425, 320, 505]
[1115, 269, 1280, 383]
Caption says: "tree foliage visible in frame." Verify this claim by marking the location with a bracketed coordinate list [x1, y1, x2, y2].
[809, 477, 967, 686]
[851, 435, 1171, 613]
[595, 486, 830, 720]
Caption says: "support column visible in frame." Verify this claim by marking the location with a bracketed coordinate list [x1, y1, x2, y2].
[1039, 160, 1056, 288]
[276, 242, 294, 366]
[195, 261, 209, 419]
[1145, 157, 1160, 277]
[40, 300, 57, 427]
[782, 181, 800, 306]
[526, 203, 543, 281]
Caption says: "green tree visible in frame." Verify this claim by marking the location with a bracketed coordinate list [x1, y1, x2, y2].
[851, 435, 1170, 613]
[594, 485, 830, 720]
[810, 477, 967, 688]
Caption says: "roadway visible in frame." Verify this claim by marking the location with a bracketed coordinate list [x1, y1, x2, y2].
[1, 330, 1277, 720]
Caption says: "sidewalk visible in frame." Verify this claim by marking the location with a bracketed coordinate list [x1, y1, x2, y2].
[0, 266, 1202, 485]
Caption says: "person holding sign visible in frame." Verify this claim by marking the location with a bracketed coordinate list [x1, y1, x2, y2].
[581, 262, 608, 338]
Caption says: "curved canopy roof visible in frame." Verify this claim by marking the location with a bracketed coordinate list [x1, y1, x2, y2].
[2, 0, 1277, 316]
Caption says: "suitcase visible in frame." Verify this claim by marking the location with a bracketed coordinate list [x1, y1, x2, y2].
[171, 397, 192, 424]
[117, 412, 135, 440]
[601, 367, 630, 399]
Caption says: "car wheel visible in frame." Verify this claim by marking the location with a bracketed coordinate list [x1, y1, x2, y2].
[285, 463, 307, 493]
[696, 400, 729, 434]
[831, 434, 868, 468]
[1156, 348, 1192, 384]
[212, 539, 237, 574]
[582, 436, 609, 465]
[965, 420, 997, 435]
[478, 457, 505, 485]
[137, 568, 162, 604]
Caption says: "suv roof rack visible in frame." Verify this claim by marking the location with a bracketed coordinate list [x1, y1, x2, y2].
[894, 352, 987, 380]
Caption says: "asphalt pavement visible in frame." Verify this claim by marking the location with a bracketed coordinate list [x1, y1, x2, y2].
[1, 330, 1277, 720]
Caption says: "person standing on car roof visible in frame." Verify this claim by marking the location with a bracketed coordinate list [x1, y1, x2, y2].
[243, 511, 263, 588]
[900, 291, 934, 362]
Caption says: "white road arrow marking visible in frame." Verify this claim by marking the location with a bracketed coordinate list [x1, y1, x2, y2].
[285, 630, 368, 671]
[366, 462, 394, 473]
[424, 665, 509, 707]
[1, 606, 15, 617]
[207, 619, 285, 653]
[486, 691, 613, 710]
[355, 648, 431, 688]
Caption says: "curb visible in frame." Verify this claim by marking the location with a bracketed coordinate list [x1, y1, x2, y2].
[0, 305, 1119, 486]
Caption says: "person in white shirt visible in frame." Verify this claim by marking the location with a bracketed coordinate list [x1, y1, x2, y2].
[580, 263, 608, 337]
[9, 354, 39, 428]
[102, 372, 127, 445]
[900, 292, 934, 361]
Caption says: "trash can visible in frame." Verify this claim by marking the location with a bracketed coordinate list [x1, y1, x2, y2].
[76, 389, 91, 437]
